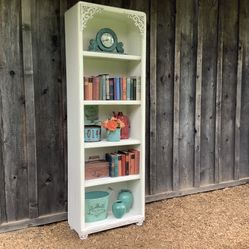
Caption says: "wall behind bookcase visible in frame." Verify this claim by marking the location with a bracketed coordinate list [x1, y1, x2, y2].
[1, 0, 249, 232]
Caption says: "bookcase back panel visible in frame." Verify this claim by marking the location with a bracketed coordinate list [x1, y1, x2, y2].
[83, 12, 142, 56]
[83, 58, 141, 77]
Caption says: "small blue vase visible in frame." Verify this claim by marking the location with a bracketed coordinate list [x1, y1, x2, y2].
[117, 190, 133, 213]
[107, 128, 120, 142]
[112, 200, 126, 219]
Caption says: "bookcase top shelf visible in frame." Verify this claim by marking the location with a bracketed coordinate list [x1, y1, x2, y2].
[84, 138, 141, 149]
[83, 100, 141, 105]
[83, 51, 141, 61]
[85, 174, 140, 187]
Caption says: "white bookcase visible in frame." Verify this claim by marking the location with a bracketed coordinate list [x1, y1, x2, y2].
[65, 1, 146, 239]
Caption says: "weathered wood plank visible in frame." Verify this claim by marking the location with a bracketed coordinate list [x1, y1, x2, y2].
[199, 0, 218, 185]
[155, 0, 175, 192]
[239, 0, 249, 179]
[0, 0, 28, 221]
[215, 1, 223, 184]
[32, 0, 66, 215]
[194, 0, 203, 188]
[178, 0, 197, 189]
[21, 0, 38, 219]
[0, 1, 7, 225]
[235, 41, 242, 180]
[149, 0, 157, 195]
[219, 0, 238, 182]
[173, 0, 181, 191]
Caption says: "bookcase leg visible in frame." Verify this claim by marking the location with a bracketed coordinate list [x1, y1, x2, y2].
[80, 234, 88, 240]
[136, 219, 144, 226]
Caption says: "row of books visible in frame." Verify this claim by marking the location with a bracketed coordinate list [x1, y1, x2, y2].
[84, 75, 141, 101]
[105, 149, 140, 177]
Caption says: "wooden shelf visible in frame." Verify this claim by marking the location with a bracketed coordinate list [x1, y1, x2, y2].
[84, 100, 141, 105]
[84, 139, 141, 149]
[83, 51, 141, 61]
[85, 174, 140, 187]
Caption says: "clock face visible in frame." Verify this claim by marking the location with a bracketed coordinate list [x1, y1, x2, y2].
[101, 33, 114, 48]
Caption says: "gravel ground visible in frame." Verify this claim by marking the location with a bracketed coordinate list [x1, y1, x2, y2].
[1, 184, 249, 249]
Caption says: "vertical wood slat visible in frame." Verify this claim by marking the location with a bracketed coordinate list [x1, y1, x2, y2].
[0, 1, 7, 224]
[235, 40, 243, 180]
[155, 0, 175, 193]
[21, 0, 38, 219]
[60, 0, 68, 211]
[239, 0, 249, 178]
[173, 0, 181, 191]
[194, 0, 203, 188]
[215, 2, 223, 184]
[0, 0, 28, 221]
[199, 0, 218, 185]
[149, 0, 157, 195]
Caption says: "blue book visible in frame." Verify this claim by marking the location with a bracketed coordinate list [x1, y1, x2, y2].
[109, 78, 114, 100]
[106, 153, 114, 177]
[111, 153, 118, 177]
[115, 77, 120, 100]
[126, 77, 131, 100]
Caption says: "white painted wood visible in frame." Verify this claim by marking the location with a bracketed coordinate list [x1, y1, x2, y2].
[65, 1, 146, 238]
[84, 100, 141, 105]
[85, 174, 140, 187]
[83, 51, 141, 61]
[84, 138, 141, 149]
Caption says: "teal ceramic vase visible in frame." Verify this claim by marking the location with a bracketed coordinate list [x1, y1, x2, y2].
[112, 200, 126, 219]
[106, 128, 120, 142]
[117, 190, 133, 212]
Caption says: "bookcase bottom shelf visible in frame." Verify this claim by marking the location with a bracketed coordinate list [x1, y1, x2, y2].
[83, 212, 144, 236]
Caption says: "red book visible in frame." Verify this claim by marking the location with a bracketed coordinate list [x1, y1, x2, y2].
[93, 76, 100, 100]
[129, 149, 140, 174]
[129, 152, 135, 175]
[84, 77, 89, 100]
[118, 154, 122, 176]
[88, 78, 93, 100]
[118, 151, 129, 175]
[122, 77, 127, 100]
[120, 154, 126, 176]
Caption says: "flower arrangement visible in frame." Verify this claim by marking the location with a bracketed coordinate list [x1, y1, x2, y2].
[102, 117, 125, 131]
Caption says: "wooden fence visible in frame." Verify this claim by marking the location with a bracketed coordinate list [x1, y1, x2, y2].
[0, 0, 249, 232]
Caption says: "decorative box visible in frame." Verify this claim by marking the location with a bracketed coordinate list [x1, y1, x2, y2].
[84, 125, 101, 142]
[85, 159, 109, 180]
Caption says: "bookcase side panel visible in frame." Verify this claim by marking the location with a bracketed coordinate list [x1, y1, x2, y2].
[65, 4, 84, 234]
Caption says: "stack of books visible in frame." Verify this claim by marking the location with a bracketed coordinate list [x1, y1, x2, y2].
[84, 75, 141, 101]
[105, 149, 140, 177]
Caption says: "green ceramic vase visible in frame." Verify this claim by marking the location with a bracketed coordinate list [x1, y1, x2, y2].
[112, 200, 126, 219]
[117, 190, 133, 213]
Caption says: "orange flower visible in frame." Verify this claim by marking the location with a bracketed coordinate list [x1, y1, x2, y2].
[102, 117, 125, 131]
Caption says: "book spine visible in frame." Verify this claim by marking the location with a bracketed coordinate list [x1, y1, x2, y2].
[136, 76, 141, 100]
[114, 77, 120, 100]
[122, 77, 127, 100]
[109, 78, 114, 100]
[126, 77, 131, 100]
[118, 155, 122, 176]
[129, 149, 140, 174]
[130, 78, 134, 100]
[99, 76, 103, 100]
[106, 75, 110, 100]
[113, 154, 118, 177]
[106, 153, 113, 177]
[89, 77, 93, 100]
[121, 154, 126, 176]
[93, 76, 99, 100]
[129, 152, 135, 174]
[84, 77, 89, 100]
[133, 77, 136, 100]
[119, 77, 122, 100]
